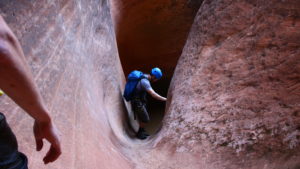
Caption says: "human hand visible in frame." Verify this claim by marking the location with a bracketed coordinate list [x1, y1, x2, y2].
[33, 120, 61, 164]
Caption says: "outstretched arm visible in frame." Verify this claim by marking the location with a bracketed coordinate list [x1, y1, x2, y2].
[146, 88, 167, 101]
[0, 16, 61, 164]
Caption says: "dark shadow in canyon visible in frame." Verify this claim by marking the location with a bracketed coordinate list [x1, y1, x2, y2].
[145, 77, 170, 135]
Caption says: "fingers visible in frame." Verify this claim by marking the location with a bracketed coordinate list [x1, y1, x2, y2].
[35, 138, 43, 151]
[43, 142, 62, 164]
[34, 120, 62, 164]
[33, 121, 43, 151]
[44, 130, 61, 164]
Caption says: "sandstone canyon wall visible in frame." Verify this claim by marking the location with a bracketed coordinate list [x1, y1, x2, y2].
[152, 0, 300, 169]
[0, 0, 131, 168]
[0, 0, 299, 169]
[110, 0, 203, 79]
[109, 0, 204, 135]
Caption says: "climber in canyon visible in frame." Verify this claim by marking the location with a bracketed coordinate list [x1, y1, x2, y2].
[0, 15, 61, 168]
[124, 68, 167, 140]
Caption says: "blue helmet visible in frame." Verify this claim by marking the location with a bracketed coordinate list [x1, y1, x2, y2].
[151, 67, 163, 79]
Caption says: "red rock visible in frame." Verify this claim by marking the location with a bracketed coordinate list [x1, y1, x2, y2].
[0, 0, 131, 168]
[1, 0, 300, 169]
[110, 0, 202, 79]
[155, 0, 300, 168]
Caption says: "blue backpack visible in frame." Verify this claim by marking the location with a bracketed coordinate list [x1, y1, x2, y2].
[123, 70, 145, 101]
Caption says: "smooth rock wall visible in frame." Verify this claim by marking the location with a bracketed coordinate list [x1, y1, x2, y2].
[110, 0, 203, 78]
[0, 1, 131, 168]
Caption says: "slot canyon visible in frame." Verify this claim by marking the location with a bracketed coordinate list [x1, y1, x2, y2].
[0, 0, 299, 169]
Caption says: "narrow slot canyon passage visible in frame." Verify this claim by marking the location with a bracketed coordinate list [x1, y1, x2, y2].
[0, 0, 299, 169]
[109, 0, 203, 138]
[121, 69, 172, 138]
[111, 0, 300, 168]
[144, 78, 170, 135]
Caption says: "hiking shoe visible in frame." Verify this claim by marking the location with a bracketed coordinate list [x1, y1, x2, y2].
[140, 128, 150, 137]
[136, 128, 149, 140]
[136, 132, 148, 140]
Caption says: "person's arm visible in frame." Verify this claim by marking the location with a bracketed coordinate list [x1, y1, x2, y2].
[0, 16, 61, 164]
[146, 88, 167, 101]
[141, 78, 167, 102]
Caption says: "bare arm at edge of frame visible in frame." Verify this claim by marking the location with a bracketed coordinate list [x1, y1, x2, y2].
[0, 15, 61, 164]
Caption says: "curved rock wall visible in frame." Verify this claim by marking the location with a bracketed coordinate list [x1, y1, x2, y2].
[110, 0, 203, 78]
[0, 1, 131, 168]
[156, 0, 300, 168]
[109, 0, 204, 136]
[1, 0, 300, 169]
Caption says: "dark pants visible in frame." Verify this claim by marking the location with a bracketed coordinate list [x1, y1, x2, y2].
[131, 97, 150, 123]
[0, 113, 28, 169]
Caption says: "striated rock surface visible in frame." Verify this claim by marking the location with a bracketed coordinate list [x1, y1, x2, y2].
[1, 0, 300, 169]
[152, 0, 300, 168]
[0, 0, 131, 168]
